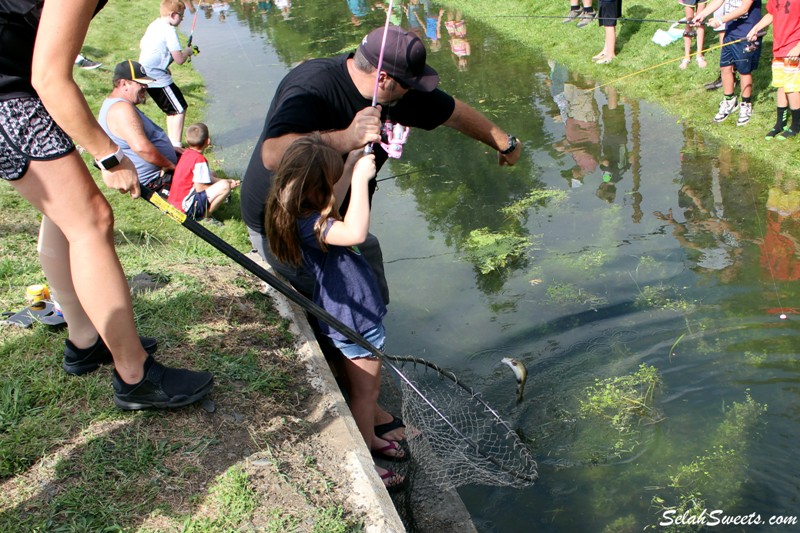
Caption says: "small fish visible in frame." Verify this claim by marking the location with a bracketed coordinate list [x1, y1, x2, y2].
[501, 357, 528, 403]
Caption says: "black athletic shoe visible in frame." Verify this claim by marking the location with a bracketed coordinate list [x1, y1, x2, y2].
[63, 335, 158, 376]
[112, 356, 214, 410]
[776, 129, 798, 141]
[765, 126, 787, 140]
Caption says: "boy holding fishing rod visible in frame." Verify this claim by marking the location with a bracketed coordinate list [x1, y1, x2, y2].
[693, 0, 763, 126]
[747, 0, 800, 139]
[139, 0, 198, 149]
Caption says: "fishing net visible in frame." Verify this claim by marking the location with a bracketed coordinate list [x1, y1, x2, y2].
[383, 355, 538, 490]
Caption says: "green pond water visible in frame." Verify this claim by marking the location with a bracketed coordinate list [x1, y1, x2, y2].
[185, 2, 800, 531]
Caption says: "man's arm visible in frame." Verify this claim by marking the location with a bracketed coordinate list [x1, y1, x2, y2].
[106, 102, 176, 170]
[261, 106, 382, 170]
[443, 98, 522, 166]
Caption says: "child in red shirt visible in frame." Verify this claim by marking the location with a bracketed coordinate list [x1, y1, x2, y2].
[749, 0, 800, 139]
[167, 123, 239, 223]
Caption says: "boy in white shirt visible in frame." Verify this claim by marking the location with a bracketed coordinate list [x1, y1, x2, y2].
[139, 0, 195, 148]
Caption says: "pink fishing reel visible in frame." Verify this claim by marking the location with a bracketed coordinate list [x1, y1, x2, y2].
[380, 120, 410, 159]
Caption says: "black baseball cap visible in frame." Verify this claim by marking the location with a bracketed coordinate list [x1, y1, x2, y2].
[359, 25, 439, 92]
[113, 60, 155, 84]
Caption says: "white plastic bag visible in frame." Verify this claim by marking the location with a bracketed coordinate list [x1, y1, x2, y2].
[652, 23, 682, 47]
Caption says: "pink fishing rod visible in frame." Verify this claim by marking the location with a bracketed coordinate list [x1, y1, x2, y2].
[364, 0, 395, 154]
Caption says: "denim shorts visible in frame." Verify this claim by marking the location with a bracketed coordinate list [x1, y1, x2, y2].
[332, 323, 386, 360]
[0, 97, 74, 181]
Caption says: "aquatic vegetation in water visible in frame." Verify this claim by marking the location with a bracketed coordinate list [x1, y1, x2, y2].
[635, 284, 695, 313]
[546, 281, 608, 309]
[651, 391, 767, 532]
[575, 364, 663, 462]
[462, 228, 532, 274]
[501, 188, 568, 221]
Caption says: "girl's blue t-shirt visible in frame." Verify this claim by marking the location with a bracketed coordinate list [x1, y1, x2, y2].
[298, 214, 386, 342]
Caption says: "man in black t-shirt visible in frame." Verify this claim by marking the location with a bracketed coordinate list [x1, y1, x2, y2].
[241, 24, 522, 444]
[241, 24, 522, 300]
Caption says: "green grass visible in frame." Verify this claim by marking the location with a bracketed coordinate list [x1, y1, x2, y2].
[0, 2, 358, 530]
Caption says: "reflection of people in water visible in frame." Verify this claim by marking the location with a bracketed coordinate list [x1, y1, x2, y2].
[212, 1, 230, 21]
[547, 60, 570, 124]
[347, 0, 368, 25]
[552, 69, 600, 188]
[654, 127, 743, 282]
[405, 0, 425, 36]
[596, 86, 631, 203]
[275, 0, 291, 20]
[445, 10, 470, 71]
[423, 3, 444, 52]
[760, 177, 800, 281]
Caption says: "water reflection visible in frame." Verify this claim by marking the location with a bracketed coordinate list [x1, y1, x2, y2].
[186, 3, 800, 531]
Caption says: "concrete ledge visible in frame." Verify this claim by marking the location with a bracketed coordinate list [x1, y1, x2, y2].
[246, 252, 405, 533]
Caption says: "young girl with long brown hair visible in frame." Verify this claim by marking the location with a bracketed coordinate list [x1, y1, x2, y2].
[266, 134, 405, 490]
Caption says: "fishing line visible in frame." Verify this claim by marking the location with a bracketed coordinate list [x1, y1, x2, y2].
[492, 15, 698, 25]
[591, 33, 764, 91]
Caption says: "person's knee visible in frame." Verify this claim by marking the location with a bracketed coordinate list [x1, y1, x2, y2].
[82, 192, 115, 227]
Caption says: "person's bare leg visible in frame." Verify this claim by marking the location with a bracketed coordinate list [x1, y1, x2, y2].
[740, 73, 753, 99]
[12, 153, 147, 383]
[604, 26, 616, 60]
[205, 180, 232, 216]
[343, 355, 383, 448]
[721, 65, 736, 94]
[37, 215, 97, 347]
[166, 112, 186, 148]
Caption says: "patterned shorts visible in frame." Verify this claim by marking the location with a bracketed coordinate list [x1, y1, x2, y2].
[0, 97, 74, 181]
[772, 59, 800, 93]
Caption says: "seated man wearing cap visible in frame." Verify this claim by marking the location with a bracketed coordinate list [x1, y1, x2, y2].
[239, 24, 522, 460]
[97, 60, 179, 193]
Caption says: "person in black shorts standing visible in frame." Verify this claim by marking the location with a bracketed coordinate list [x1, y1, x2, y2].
[593, 0, 622, 63]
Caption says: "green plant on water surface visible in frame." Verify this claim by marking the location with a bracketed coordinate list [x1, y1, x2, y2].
[462, 227, 532, 274]
[575, 364, 663, 463]
[501, 188, 569, 221]
[546, 281, 607, 309]
[635, 284, 694, 313]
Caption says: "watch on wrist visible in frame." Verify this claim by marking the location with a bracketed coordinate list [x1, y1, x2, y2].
[500, 135, 518, 155]
[95, 147, 124, 171]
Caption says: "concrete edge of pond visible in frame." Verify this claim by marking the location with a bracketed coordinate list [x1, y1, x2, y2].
[244, 252, 479, 532]
[245, 252, 404, 531]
